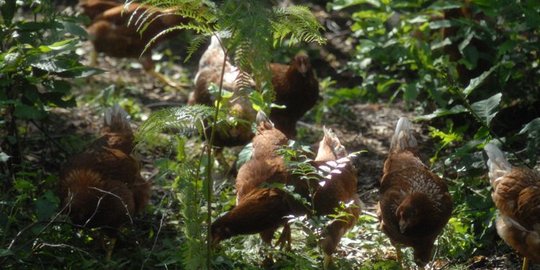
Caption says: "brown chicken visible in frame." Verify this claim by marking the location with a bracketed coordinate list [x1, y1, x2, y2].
[212, 112, 292, 251]
[212, 113, 360, 267]
[310, 127, 361, 267]
[189, 35, 257, 147]
[80, 0, 121, 21]
[59, 104, 151, 259]
[85, 2, 187, 88]
[269, 52, 320, 138]
[378, 117, 453, 269]
[484, 143, 540, 269]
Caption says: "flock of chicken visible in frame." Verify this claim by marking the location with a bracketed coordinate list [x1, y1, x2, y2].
[57, 0, 540, 269]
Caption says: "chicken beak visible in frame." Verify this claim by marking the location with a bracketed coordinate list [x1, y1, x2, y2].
[399, 219, 408, 233]
[298, 63, 308, 75]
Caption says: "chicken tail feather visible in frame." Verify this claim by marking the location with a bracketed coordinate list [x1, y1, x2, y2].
[390, 117, 417, 152]
[484, 143, 512, 184]
[256, 110, 274, 129]
[104, 104, 131, 134]
[322, 126, 347, 159]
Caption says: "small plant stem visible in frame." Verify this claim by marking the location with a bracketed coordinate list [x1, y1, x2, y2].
[204, 34, 229, 269]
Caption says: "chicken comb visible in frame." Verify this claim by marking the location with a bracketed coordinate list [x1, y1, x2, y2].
[104, 104, 131, 133]
[484, 143, 513, 185]
[390, 117, 418, 153]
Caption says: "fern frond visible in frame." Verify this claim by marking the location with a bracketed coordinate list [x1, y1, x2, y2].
[271, 5, 326, 46]
[136, 105, 214, 143]
[186, 34, 210, 63]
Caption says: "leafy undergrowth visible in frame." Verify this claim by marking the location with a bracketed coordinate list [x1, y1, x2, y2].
[2, 0, 540, 270]
[0, 56, 528, 269]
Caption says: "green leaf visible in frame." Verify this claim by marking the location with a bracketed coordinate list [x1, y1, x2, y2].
[0, 248, 13, 257]
[377, 79, 397, 94]
[0, 51, 23, 72]
[31, 59, 70, 73]
[0, 0, 17, 26]
[14, 103, 47, 120]
[470, 93, 502, 127]
[19, 21, 62, 32]
[236, 142, 253, 170]
[460, 45, 479, 70]
[429, 19, 451, 29]
[44, 79, 71, 93]
[14, 179, 35, 193]
[35, 191, 59, 221]
[329, 0, 376, 10]
[248, 91, 266, 113]
[519, 117, 540, 136]
[63, 66, 104, 78]
[416, 105, 467, 121]
[463, 64, 500, 97]
[429, 2, 461, 10]
[37, 39, 76, 53]
[403, 83, 419, 101]
[62, 22, 88, 38]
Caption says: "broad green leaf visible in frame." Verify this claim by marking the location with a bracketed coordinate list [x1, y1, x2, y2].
[470, 93, 501, 127]
[377, 78, 397, 94]
[429, 2, 461, 10]
[31, 59, 70, 73]
[463, 63, 500, 97]
[37, 39, 76, 52]
[330, 0, 377, 10]
[460, 45, 479, 70]
[14, 178, 35, 193]
[62, 66, 103, 78]
[403, 83, 419, 101]
[249, 91, 266, 112]
[0, 248, 13, 257]
[458, 32, 474, 53]
[0, 0, 16, 26]
[519, 117, 540, 136]
[236, 142, 253, 170]
[429, 19, 451, 29]
[416, 105, 467, 121]
[62, 22, 88, 38]
[497, 40, 517, 58]
[0, 50, 23, 72]
[35, 191, 59, 221]
[14, 103, 47, 120]
[43, 79, 71, 93]
[431, 37, 452, 50]
[523, 5, 540, 27]
[23, 87, 39, 102]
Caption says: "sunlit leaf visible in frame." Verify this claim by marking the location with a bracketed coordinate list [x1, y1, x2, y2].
[519, 117, 540, 136]
[463, 64, 500, 97]
[470, 93, 501, 127]
[416, 105, 467, 121]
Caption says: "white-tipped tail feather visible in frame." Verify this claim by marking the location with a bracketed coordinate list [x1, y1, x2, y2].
[104, 104, 131, 133]
[322, 126, 347, 159]
[484, 143, 512, 185]
[390, 117, 417, 152]
[255, 110, 273, 128]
